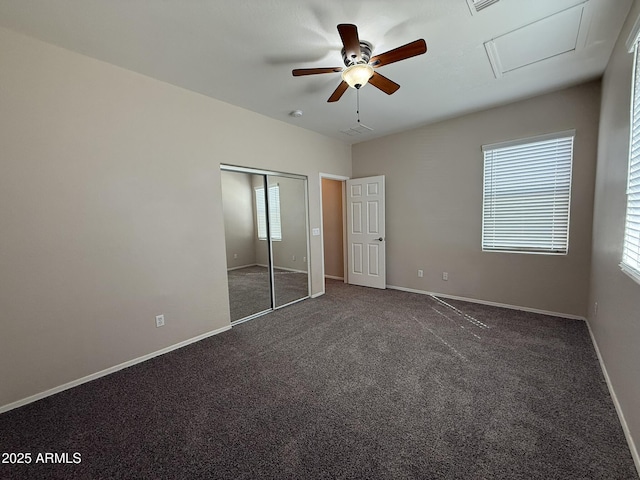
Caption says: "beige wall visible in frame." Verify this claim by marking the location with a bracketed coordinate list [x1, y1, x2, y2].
[589, 0, 640, 467]
[353, 81, 601, 317]
[322, 178, 345, 279]
[0, 27, 351, 408]
[221, 171, 257, 269]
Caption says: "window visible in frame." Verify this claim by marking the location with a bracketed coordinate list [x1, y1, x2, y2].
[255, 185, 282, 241]
[622, 42, 640, 282]
[482, 131, 575, 254]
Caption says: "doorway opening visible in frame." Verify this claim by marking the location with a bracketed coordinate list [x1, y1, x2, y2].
[320, 174, 387, 294]
[320, 176, 347, 284]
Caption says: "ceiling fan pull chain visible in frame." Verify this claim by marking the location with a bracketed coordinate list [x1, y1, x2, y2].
[357, 88, 361, 124]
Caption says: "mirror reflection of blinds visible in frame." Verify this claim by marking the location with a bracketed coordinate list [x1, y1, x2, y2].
[255, 185, 282, 241]
[621, 42, 640, 281]
[482, 132, 574, 254]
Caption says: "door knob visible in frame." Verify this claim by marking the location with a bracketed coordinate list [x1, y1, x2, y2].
[375, 237, 384, 241]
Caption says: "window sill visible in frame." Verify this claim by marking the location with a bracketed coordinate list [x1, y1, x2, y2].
[620, 263, 640, 286]
[482, 248, 567, 256]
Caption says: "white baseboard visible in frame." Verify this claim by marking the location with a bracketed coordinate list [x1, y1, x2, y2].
[256, 263, 308, 274]
[387, 285, 586, 321]
[0, 325, 232, 415]
[275, 266, 308, 274]
[311, 291, 325, 298]
[227, 263, 258, 271]
[585, 319, 640, 477]
[325, 275, 344, 281]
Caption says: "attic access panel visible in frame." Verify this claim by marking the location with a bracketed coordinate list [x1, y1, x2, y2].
[484, 3, 588, 78]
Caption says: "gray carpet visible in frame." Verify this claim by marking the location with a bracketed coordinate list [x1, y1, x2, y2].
[228, 265, 308, 321]
[0, 280, 637, 479]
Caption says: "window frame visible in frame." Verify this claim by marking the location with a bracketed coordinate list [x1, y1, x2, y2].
[481, 130, 576, 255]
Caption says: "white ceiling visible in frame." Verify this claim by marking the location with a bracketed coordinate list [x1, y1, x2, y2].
[0, 0, 632, 144]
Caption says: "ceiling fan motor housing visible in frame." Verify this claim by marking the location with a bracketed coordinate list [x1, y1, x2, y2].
[342, 41, 373, 66]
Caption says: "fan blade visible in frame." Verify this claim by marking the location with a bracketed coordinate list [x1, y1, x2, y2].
[338, 24, 361, 63]
[368, 72, 400, 95]
[328, 81, 349, 102]
[292, 67, 343, 76]
[370, 39, 427, 68]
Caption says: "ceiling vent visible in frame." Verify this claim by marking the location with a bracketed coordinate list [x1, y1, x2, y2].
[467, 0, 500, 15]
[340, 123, 373, 136]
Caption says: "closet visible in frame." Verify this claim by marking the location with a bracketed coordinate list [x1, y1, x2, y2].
[220, 165, 309, 323]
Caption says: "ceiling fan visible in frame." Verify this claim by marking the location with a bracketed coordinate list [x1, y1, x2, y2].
[292, 24, 427, 103]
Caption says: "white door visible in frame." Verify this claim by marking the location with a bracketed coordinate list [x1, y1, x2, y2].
[346, 175, 386, 289]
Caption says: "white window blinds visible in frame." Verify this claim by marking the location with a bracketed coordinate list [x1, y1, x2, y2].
[482, 131, 575, 254]
[622, 43, 640, 281]
[255, 185, 282, 241]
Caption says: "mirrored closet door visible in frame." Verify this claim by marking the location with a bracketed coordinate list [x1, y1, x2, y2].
[221, 166, 309, 323]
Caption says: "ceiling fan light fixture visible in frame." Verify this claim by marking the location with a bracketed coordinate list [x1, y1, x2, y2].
[341, 63, 374, 89]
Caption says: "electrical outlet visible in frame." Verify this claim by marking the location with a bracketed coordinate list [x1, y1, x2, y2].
[417, 269, 424, 278]
[302, 256, 306, 262]
[233, 253, 238, 259]
[442, 272, 448, 281]
[292, 255, 296, 261]
[155, 314, 165, 328]
[594, 302, 598, 316]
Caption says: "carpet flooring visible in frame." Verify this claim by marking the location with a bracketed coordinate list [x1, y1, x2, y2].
[0, 280, 637, 479]
[227, 265, 308, 321]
